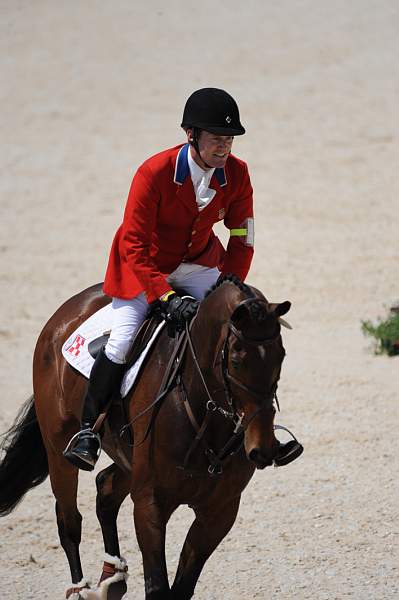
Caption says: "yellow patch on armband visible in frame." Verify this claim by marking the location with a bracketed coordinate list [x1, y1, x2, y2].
[229, 218, 254, 247]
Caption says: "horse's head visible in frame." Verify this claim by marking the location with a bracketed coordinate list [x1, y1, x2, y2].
[225, 295, 290, 468]
[195, 276, 292, 470]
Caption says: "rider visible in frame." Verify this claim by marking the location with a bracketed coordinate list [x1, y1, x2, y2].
[64, 87, 302, 471]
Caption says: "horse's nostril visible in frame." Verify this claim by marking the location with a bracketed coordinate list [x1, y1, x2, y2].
[248, 447, 273, 468]
[249, 448, 260, 462]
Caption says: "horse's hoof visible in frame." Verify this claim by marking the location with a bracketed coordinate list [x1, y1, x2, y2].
[107, 580, 128, 600]
[81, 580, 127, 600]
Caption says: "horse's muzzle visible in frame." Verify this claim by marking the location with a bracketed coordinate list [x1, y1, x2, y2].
[247, 447, 275, 469]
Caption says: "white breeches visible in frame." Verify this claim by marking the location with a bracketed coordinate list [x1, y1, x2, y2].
[104, 264, 220, 364]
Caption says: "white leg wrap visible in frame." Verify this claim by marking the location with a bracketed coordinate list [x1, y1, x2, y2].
[103, 553, 129, 573]
[80, 555, 128, 600]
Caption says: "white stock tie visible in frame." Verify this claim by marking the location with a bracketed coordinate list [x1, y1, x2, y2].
[196, 175, 216, 210]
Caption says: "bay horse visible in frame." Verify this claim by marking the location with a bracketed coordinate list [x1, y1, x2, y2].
[0, 276, 295, 599]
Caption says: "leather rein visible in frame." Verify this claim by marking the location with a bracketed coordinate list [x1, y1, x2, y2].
[120, 299, 282, 476]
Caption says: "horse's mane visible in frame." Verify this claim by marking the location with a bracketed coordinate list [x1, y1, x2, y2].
[205, 273, 255, 299]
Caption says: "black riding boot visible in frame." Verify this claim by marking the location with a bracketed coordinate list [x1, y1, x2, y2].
[273, 425, 304, 467]
[274, 439, 304, 466]
[63, 349, 125, 471]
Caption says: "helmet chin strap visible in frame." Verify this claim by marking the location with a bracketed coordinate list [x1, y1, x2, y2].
[190, 127, 213, 169]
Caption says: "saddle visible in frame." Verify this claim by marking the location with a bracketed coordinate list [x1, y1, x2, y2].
[87, 313, 162, 370]
[88, 287, 190, 367]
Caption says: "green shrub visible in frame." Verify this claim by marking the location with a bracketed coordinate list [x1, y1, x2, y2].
[362, 311, 399, 356]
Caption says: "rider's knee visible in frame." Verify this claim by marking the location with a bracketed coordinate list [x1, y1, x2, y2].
[104, 340, 130, 365]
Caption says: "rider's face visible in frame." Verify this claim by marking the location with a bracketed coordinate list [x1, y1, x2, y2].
[188, 130, 234, 169]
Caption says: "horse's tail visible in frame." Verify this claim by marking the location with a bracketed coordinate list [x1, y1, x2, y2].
[0, 395, 48, 516]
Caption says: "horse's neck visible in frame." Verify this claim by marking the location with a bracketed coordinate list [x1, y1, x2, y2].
[191, 288, 233, 365]
[197, 283, 246, 333]
[182, 285, 243, 406]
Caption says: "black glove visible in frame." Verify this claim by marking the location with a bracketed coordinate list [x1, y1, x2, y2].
[160, 294, 199, 337]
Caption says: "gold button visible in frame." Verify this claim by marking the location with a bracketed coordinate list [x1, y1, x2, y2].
[192, 230, 196, 235]
[188, 242, 193, 248]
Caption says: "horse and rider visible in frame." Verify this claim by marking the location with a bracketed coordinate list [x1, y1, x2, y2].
[63, 87, 302, 472]
[0, 88, 303, 599]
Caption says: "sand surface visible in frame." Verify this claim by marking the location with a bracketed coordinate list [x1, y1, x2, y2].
[1, 1, 398, 598]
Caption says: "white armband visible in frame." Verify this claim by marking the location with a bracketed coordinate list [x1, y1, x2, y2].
[229, 218, 254, 247]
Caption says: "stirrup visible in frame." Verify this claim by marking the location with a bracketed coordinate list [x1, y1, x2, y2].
[63, 428, 102, 471]
[273, 424, 303, 467]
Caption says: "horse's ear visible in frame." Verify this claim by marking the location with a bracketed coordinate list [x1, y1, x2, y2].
[269, 301, 291, 317]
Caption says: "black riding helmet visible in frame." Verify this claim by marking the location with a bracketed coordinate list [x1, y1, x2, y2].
[181, 88, 245, 167]
[181, 87, 245, 136]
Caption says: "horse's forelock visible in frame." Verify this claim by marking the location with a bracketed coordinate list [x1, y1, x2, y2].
[248, 299, 269, 324]
[202, 276, 277, 338]
[229, 297, 281, 344]
[205, 273, 254, 299]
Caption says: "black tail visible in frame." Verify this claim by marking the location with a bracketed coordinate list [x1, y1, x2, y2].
[0, 395, 48, 516]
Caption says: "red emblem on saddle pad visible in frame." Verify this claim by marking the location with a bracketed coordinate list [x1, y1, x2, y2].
[66, 334, 86, 357]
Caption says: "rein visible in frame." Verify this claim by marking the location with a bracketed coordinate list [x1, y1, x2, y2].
[120, 294, 283, 476]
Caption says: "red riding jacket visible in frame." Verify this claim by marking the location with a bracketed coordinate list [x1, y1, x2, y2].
[103, 143, 254, 303]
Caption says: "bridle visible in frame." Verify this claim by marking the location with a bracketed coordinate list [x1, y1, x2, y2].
[180, 299, 283, 474]
[221, 320, 282, 413]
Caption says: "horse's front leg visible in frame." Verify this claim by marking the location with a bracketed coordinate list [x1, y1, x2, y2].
[133, 495, 176, 600]
[171, 495, 241, 600]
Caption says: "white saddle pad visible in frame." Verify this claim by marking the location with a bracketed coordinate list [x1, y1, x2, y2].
[62, 304, 165, 398]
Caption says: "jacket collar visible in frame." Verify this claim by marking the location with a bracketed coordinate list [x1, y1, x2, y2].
[174, 143, 227, 187]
